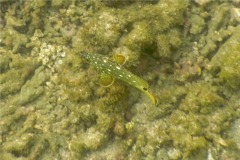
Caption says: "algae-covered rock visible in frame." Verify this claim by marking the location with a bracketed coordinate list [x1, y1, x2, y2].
[179, 82, 224, 114]
[190, 14, 205, 35]
[121, 21, 154, 52]
[3, 133, 34, 155]
[0, 53, 40, 98]
[1, 0, 240, 159]
[69, 127, 107, 157]
[12, 66, 49, 106]
[157, 29, 182, 58]
[0, 54, 11, 73]
[209, 27, 240, 89]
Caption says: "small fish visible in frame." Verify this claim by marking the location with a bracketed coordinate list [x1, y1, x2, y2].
[80, 52, 157, 105]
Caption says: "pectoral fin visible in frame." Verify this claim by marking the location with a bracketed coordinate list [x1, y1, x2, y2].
[100, 72, 115, 87]
[112, 54, 127, 66]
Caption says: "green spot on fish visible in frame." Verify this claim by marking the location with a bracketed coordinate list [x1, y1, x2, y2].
[80, 52, 157, 105]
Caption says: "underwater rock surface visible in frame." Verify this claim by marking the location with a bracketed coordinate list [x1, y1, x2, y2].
[0, 0, 240, 159]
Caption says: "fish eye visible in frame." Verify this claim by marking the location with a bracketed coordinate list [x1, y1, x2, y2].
[143, 87, 148, 91]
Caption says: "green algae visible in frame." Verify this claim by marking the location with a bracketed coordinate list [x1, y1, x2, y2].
[209, 26, 240, 89]
[0, 0, 240, 159]
[0, 52, 40, 99]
